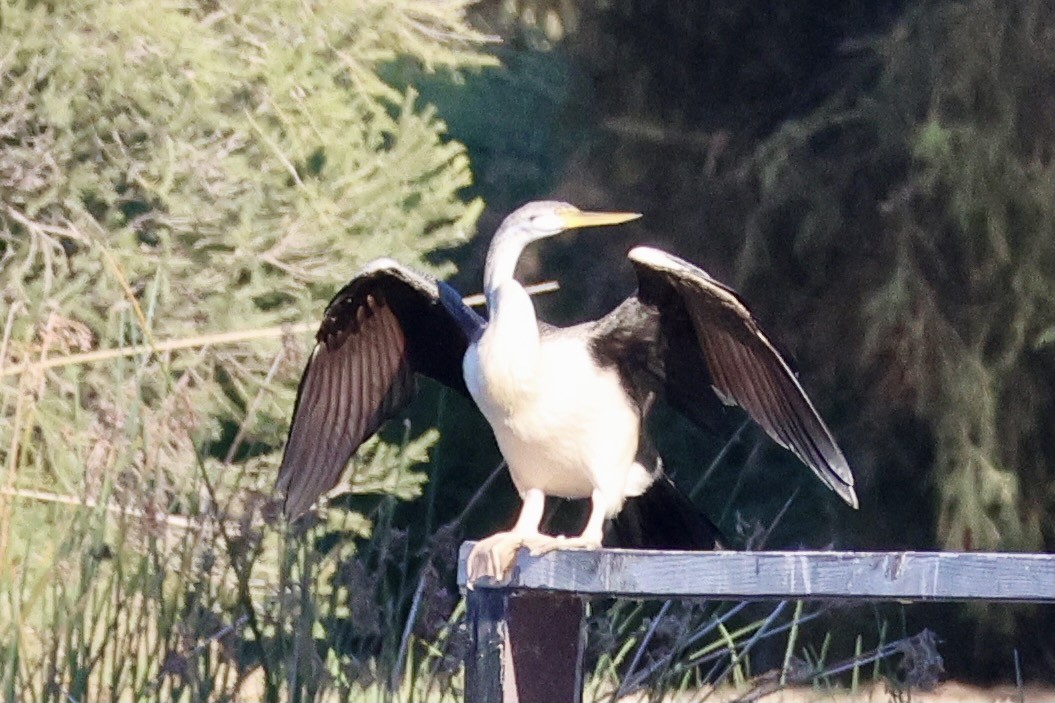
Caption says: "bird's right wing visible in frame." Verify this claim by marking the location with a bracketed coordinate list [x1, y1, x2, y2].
[276, 259, 485, 518]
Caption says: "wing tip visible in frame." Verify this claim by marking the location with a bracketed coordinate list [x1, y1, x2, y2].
[814, 453, 858, 509]
[839, 483, 860, 510]
[278, 484, 317, 522]
[280, 491, 301, 521]
[829, 453, 859, 509]
[275, 456, 319, 522]
[275, 474, 300, 521]
[823, 462, 859, 509]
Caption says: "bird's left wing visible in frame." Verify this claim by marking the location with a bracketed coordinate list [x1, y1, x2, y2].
[276, 259, 485, 518]
[594, 246, 857, 509]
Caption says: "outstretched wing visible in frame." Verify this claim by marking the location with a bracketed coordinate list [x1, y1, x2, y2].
[276, 259, 485, 518]
[591, 246, 857, 508]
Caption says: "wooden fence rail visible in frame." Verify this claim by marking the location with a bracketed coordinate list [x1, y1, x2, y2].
[457, 545, 1055, 703]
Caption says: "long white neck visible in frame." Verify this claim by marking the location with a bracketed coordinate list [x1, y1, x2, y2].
[473, 236, 541, 406]
[483, 235, 527, 305]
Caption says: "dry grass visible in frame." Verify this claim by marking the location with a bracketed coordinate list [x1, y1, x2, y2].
[628, 682, 1052, 703]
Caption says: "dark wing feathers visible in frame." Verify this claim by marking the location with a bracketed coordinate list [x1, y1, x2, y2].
[276, 259, 484, 518]
[604, 246, 857, 508]
[587, 297, 729, 434]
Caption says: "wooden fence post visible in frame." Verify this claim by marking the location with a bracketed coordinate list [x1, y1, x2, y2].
[465, 587, 586, 703]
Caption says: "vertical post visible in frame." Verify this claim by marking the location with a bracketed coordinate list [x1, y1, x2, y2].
[465, 588, 586, 703]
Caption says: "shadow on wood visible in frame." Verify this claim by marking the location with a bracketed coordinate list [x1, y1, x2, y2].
[466, 588, 585, 703]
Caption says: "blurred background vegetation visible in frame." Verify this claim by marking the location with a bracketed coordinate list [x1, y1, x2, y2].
[2, 0, 1053, 699]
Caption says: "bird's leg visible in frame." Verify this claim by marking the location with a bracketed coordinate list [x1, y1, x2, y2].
[466, 488, 558, 585]
[531, 489, 606, 553]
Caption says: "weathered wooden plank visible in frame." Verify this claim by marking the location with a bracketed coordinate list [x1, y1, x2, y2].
[466, 588, 586, 703]
[465, 587, 506, 703]
[458, 545, 1055, 602]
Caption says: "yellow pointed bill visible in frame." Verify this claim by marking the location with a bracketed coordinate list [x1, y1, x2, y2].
[557, 209, 642, 230]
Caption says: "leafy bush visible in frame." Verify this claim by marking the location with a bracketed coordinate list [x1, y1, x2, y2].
[1, 0, 491, 698]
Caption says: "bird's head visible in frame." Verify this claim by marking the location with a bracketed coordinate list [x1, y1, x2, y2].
[483, 201, 641, 297]
[492, 200, 642, 248]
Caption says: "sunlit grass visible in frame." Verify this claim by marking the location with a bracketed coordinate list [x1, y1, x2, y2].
[1, 450, 461, 702]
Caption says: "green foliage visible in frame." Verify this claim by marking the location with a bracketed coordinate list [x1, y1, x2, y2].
[0, 0, 491, 698]
[1, 448, 463, 702]
[0, 0, 490, 520]
[386, 45, 585, 211]
[867, 0, 1055, 552]
[747, 0, 1055, 552]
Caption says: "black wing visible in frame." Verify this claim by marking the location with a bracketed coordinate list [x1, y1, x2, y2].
[590, 246, 857, 508]
[276, 258, 485, 518]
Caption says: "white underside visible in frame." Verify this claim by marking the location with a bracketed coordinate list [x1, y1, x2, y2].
[464, 332, 652, 518]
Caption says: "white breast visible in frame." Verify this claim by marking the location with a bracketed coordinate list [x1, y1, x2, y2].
[464, 333, 649, 513]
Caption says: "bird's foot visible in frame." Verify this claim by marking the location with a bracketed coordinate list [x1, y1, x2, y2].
[528, 533, 603, 556]
[466, 531, 560, 587]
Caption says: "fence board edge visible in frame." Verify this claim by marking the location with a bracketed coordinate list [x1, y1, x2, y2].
[458, 545, 1055, 603]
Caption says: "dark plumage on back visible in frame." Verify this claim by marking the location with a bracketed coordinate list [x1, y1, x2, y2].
[276, 260, 485, 518]
[588, 297, 729, 435]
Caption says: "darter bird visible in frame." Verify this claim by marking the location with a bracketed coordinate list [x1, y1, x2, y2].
[276, 201, 858, 583]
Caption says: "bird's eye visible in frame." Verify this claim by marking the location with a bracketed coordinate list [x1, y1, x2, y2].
[530, 213, 564, 231]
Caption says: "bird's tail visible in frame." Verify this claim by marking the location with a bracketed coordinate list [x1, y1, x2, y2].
[606, 477, 725, 550]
